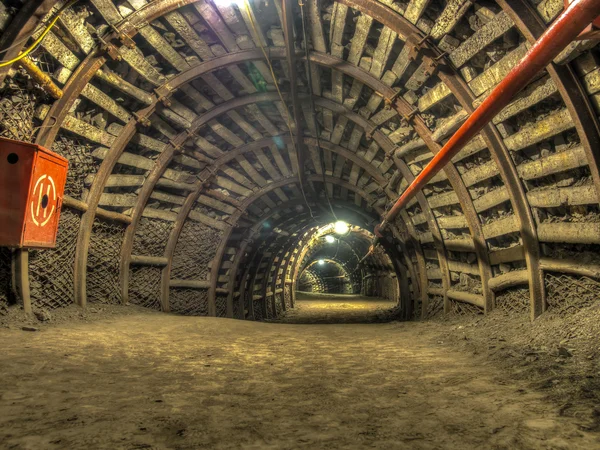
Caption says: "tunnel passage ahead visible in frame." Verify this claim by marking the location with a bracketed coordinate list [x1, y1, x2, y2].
[1, 308, 598, 449]
[281, 292, 398, 323]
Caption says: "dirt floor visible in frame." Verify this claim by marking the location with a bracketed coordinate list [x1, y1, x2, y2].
[1, 297, 599, 449]
[280, 291, 397, 323]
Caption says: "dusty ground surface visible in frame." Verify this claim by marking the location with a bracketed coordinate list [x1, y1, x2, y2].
[1, 298, 599, 449]
[279, 292, 396, 323]
[429, 301, 600, 434]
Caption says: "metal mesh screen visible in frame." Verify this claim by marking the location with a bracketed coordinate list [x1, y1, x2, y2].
[274, 293, 283, 316]
[244, 292, 252, 320]
[0, 74, 38, 142]
[425, 295, 443, 318]
[52, 136, 98, 199]
[171, 220, 223, 280]
[216, 295, 227, 317]
[253, 298, 264, 321]
[495, 287, 529, 314]
[87, 218, 125, 304]
[170, 288, 209, 316]
[265, 296, 274, 320]
[450, 299, 482, 316]
[284, 286, 291, 309]
[29, 208, 80, 310]
[129, 266, 161, 310]
[546, 273, 600, 315]
[30, 48, 59, 76]
[412, 299, 422, 320]
[232, 294, 241, 319]
[133, 218, 174, 257]
[0, 247, 11, 315]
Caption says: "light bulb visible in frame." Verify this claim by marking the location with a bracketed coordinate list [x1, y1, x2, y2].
[334, 221, 349, 235]
[318, 259, 325, 265]
[324, 235, 335, 243]
[213, 0, 245, 7]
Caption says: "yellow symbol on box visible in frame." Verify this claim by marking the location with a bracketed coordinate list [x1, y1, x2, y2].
[30, 174, 56, 227]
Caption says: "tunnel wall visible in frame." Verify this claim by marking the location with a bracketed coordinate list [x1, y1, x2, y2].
[0, 0, 599, 321]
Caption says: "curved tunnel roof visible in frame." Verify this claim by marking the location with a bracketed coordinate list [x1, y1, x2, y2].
[1, 0, 599, 320]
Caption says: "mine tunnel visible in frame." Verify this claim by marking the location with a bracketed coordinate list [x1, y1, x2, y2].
[1, 0, 600, 447]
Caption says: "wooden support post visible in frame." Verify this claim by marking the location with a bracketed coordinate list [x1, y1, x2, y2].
[12, 249, 31, 314]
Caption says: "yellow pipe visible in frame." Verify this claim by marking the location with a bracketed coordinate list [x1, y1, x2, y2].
[17, 56, 62, 99]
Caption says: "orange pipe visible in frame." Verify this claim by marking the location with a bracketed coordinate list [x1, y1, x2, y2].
[375, 0, 600, 237]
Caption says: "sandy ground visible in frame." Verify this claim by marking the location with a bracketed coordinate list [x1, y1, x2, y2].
[279, 292, 397, 323]
[1, 298, 599, 449]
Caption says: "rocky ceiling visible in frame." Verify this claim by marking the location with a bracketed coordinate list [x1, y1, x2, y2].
[0, 0, 599, 321]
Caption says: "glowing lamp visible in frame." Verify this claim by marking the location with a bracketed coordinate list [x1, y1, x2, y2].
[334, 221, 349, 235]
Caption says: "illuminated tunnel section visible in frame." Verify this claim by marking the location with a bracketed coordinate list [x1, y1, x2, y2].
[295, 223, 398, 299]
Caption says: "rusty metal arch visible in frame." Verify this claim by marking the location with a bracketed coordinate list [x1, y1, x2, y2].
[235, 218, 322, 319]
[213, 174, 392, 316]
[237, 182, 409, 317]
[159, 54, 455, 313]
[23, 28, 452, 310]
[23, 0, 208, 308]
[164, 173, 388, 316]
[333, 0, 545, 317]
[13, 0, 562, 317]
[498, 0, 600, 203]
[224, 199, 326, 318]
[34, 0, 203, 148]
[117, 65, 452, 310]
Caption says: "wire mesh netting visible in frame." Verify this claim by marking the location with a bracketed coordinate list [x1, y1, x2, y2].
[425, 295, 443, 319]
[274, 293, 283, 317]
[0, 74, 38, 142]
[216, 295, 227, 317]
[412, 298, 422, 320]
[265, 295, 274, 320]
[244, 291, 252, 320]
[546, 273, 600, 315]
[52, 135, 98, 199]
[133, 218, 174, 257]
[450, 299, 483, 316]
[171, 220, 223, 280]
[169, 288, 209, 316]
[0, 247, 11, 315]
[87, 218, 126, 304]
[232, 294, 241, 319]
[129, 266, 161, 310]
[284, 286, 291, 309]
[495, 287, 529, 314]
[29, 48, 59, 77]
[406, 292, 423, 320]
[253, 298, 264, 321]
[29, 208, 80, 310]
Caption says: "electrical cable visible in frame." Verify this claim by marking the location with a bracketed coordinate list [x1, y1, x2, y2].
[244, 0, 316, 220]
[0, 0, 79, 68]
[298, 0, 338, 221]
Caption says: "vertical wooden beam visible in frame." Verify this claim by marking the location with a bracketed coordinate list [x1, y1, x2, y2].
[12, 249, 31, 314]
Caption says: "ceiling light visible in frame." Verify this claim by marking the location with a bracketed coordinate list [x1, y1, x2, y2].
[318, 259, 325, 265]
[213, 0, 245, 7]
[334, 221, 349, 235]
[324, 235, 335, 243]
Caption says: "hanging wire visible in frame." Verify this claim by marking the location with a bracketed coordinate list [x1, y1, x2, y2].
[298, 0, 338, 221]
[244, 0, 316, 220]
[0, 0, 80, 68]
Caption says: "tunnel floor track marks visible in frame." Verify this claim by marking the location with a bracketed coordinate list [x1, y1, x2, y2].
[0, 306, 598, 449]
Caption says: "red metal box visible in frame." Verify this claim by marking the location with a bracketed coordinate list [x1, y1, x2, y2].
[0, 137, 68, 248]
